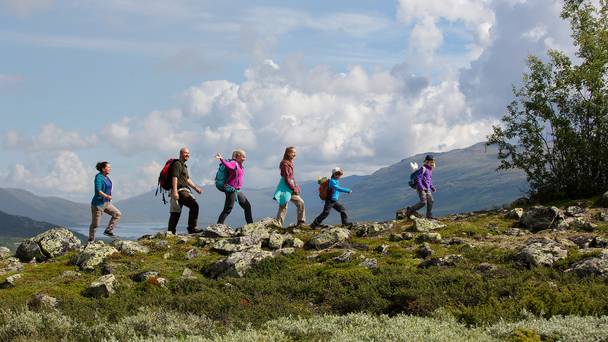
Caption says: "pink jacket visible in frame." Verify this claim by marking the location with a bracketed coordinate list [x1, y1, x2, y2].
[220, 158, 244, 190]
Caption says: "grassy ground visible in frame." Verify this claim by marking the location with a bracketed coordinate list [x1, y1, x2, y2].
[1, 203, 608, 341]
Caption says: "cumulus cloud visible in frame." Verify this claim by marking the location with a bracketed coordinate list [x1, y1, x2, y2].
[3, 124, 98, 152]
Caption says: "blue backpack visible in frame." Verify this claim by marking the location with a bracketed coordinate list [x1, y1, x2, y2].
[215, 160, 231, 192]
[408, 167, 425, 189]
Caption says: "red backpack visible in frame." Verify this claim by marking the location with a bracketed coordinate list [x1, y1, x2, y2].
[155, 158, 178, 203]
[318, 177, 329, 200]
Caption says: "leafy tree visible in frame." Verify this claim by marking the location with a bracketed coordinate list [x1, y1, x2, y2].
[488, 0, 608, 200]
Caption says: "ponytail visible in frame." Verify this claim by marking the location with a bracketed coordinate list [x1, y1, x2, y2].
[96, 161, 109, 172]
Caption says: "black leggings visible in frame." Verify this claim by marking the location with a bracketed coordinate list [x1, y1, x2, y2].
[217, 191, 253, 224]
[312, 199, 349, 225]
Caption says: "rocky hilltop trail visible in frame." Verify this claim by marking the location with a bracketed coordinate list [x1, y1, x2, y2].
[1, 192, 608, 341]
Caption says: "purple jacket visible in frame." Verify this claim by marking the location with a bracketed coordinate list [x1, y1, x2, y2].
[220, 158, 244, 190]
[416, 164, 435, 192]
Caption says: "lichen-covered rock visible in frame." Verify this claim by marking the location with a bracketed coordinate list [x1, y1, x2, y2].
[154, 231, 174, 239]
[28, 293, 58, 311]
[568, 251, 608, 277]
[212, 239, 259, 255]
[111, 240, 149, 256]
[0, 247, 11, 260]
[375, 244, 390, 255]
[565, 217, 597, 232]
[416, 232, 442, 244]
[416, 243, 433, 259]
[519, 206, 565, 232]
[0, 257, 23, 275]
[61, 270, 81, 278]
[239, 220, 273, 241]
[307, 228, 350, 250]
[84, 274, 116, 298]
[419, 255, 463, 268]
[516, 238, 568, 267]
[32, 228, 81, 259]
[284, 236, 304, 249]
[185, 248, 200, 260]
[202, 224, 235, 238]
[333, 250, 356, 263]
[412, 217, 446, 232]
[505, 228, 527, 237]
[205, 248, 274, 278]
[565, 206, 586, 217]
[568, 235, 595, 249]
[0, 274, 22, 289]
[505, 208, 524, 220]
[359, 258, 378, 270]
[353, 222, 392, 237]
[181, 268, 195, 279]
[396, 208, 413, 220]
[176, 235, 195, 244]
[15, 239, 45, 262]
[75, 242, 118, 271]
[132, 271, 160, 282]
[274, 248, 295, 256]
[267, 233, 286, 250]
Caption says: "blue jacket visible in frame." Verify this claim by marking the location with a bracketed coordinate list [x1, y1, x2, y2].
[329, 177, 350, 201]
[91, 173, 112, 207]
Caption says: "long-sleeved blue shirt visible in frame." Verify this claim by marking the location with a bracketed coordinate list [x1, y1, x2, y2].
[91, 173, 112, 207]
[329, 177, 350, 201]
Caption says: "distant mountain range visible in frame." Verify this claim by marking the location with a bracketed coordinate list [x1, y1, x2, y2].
[0, 142, 528, 229]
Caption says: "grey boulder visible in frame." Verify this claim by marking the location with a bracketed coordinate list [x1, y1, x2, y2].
[516, 238, 568, 267]
[75, 242, 119, 271]
[205, 248, 274, 278]
[519, 206, 565, 232]
[112, 240, 149, 256]
[84, 274, 117, 298]
[307, 228, 350, 250]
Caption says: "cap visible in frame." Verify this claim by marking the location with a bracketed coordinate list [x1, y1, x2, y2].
[424, 154, 435, 161]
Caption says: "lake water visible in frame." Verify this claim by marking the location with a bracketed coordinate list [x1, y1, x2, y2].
[68, 222, 213, 240]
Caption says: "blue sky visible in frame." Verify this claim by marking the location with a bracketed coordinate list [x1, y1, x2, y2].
[0, 0, 573, 202]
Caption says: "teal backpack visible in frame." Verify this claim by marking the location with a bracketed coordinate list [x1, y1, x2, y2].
[215, 160, 231, 192]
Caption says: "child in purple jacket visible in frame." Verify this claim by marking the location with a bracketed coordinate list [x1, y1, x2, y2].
[406, 155, 437, 219]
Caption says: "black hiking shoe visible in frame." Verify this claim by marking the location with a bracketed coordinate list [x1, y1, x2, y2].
[187, 227, 203, 234]
[103, 230, 117, 238]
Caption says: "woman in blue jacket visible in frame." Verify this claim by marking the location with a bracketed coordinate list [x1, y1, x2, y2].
[89, 161, 122, 242]
[310, 167, 352, 228]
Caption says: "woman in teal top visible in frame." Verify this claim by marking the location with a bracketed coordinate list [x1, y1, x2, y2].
[89, 161, 122, 242]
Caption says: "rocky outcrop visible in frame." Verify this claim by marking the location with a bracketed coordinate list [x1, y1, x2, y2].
[111, 240, 149, 256]
[395, 207, 411, 220]
[505, 208, 524, 220]
[0, 257, 23, 275]
[307, 228, 350, 250]
[202, 224, 236, 238]
[84, 274, 116, 298]
[519, 206, 565, 232]
[0, 247, 11, 260]
[352, 222, 393, 237]
[515, 238, 568, 267]
[212, 238, 260, 255]
[75, 242, 119, 271]
[359, 258, 378, 269]
[416, 232, 442, 244]
[412, 217, 446, 232]
[568, 251, 608, 277]
[28, 293, 58, 311]
[205, 248, 274, 278]
[333, 250, 356, 263]
[16, 228, 81, 262]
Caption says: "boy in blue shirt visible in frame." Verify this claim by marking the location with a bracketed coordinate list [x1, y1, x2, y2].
[311, 167, 353, 228]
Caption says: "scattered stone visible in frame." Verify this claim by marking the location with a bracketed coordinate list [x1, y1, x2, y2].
[75, 242, 119, 271]
[568, 251, 608, 277]
[274, 248, 295, 256]
[15, 239, 45, 263]
[477, 263, 498, 273]
[0, 247, 11, 260]
[412, 217, 446, 232]
[416, 232, 442, 244]
[284, 236, 304, 249]
[267, 233, 286, 250]
[505, 228, 527, 237]
[176, 235, 195, 244]
[359, 258, 378, 270]
[155, 240, 170, 250]
[443, 237, 467, 246]
[566, 217, 597, 232]
[519, 206, 565, 232]
[375, 244, 390, 255]
[185, 248, 200, 260]
[568, 235, 594, 249]
[31, 228, 81, 259]
[516, 238, 568, 267]
[85, 274, 116, 298]
[419, 255, 463, 268]
[565, 206, 586, 217]
[389, 233, 404, 242]
[154, 231, 174, 239]
[353, 222, 392, 237]
[28, 293, 58, 311]
[307, 228, 350, 250]
[132, 271, 159, 282]
[202, 224, 235, 238]
[111, 240, 149, 256]
[505, 208, 524, 220]
[196, 237, 216, 247]
[61, 270, 81, 278]
[333, 250, 356, 263]
[0, 257, 23, 276]
[0, 274, 22, 289]
[212, 239, 259, 255]
[205, 248, 274, 278]
[181, 268, 195, 279]
[151, 277, 168, 288]
[416, 243, 433, 259]
[239, 220, 272, 241]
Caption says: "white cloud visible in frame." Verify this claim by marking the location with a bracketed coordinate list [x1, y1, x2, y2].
[0, 0, 53, 17]
[3, 124, 98, 152]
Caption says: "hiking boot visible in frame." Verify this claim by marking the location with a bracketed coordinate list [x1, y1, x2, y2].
[103, 230, 116, 238]
[310, 222, 321, 229]
[187, 227, 203, 234]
